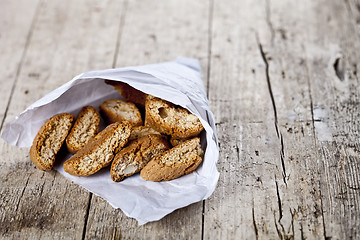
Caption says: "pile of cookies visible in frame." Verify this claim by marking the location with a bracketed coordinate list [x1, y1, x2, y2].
[29, 80, 204, 182]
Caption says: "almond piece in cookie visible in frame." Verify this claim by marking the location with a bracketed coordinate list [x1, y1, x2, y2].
[63, 122, 131, 176]
[30, 113, 75, 171]
[140, 137, 204, 181]
[145, 95, 204, 138]
[129, 126, 161, 141]
[111, 134, 170, 182]
[100, 99, 143, 127]
[105, 80, 146, 108]
[66, 106, 100, 154]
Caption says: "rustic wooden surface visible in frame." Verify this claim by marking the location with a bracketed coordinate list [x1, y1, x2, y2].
[0, 0, 359, 239]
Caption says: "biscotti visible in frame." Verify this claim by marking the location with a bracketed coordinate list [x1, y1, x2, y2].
[100, 99, 143, 127]
[145, 95, 204, 138]
[105, 80, 146, 108]
[129, 126, 160, 141]
[111, 135, 170, 182]
[30, 113, 75, 171]
[66, 106, 100, 154]
[63, 122, 131, 176]
[140, 137, 204, 181]
[28, 80, 207, 183]
[169, 136, 189, 147]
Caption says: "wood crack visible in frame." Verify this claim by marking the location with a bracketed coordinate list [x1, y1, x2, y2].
[14, 173, 32, 212]
[273, 211, 283, 240]
[201, 200, 205, 240]
[300, 222, 305, 240]
[252, 206, 259, 240]
[81, 193, 93, 240]
[258, 42, 279, 138]
[302, 44, 317, 144]
[235, 144, 240, 162]
[280, 133, 287, 186]
[275, 178, 283, 221]
[258, 40, 287, 185]
[36, 172, 47, 200]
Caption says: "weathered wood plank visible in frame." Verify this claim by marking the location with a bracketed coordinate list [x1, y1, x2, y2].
[255, 1, 327, 239]
[115, 0, 211, 85]
[83, 0, 210, 239]
[0, 0, 40, 128]
[205, 0, 359, 239]
[0, 0, 358, 239]
[204, 0, 287, 239]
[0, 0, 126, 239]
[301, 1, 360, 238]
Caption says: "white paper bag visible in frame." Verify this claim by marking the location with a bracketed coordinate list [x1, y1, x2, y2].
[1, 57, 219, 225]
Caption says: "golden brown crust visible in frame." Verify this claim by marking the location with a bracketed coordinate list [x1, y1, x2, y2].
[66, 106, 100, 154]
[144, 95, 204, 138]
[105, 80, 146, 108]
[99, 99, 143, 127]
[140, 137, 204, 181]
[111, 134, 170, 182]
[63, 122, 132, 176]
[30, 113, 75, 171]
[140, 155, 202, 182]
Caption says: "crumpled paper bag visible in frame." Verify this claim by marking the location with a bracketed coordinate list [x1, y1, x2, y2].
[1, 57, 219, 225]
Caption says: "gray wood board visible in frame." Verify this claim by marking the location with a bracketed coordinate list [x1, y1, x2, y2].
[0, 0, 358, 239]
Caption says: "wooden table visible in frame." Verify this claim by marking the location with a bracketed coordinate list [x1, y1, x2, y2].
[1, 0, 359, 239]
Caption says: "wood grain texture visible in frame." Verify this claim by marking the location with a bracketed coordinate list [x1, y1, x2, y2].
[302, 1, 360, 238]
[0, 0, 358, 239]
[0, 0, 40, 128]
[0, 0, 126, 239]
[204, 0, 288, 239]
[204, 0, 359, 239]
[83, 0, 210, 239]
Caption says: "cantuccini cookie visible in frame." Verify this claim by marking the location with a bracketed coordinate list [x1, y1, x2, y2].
[105, 80, 146, 108]
[145, 95, 204, 138]
[140, 137, 204, 181]
[111, 135, 170, 182]
[30, 113, 75, 171]
[100, 99, 143, 127]
[63, 122, 131, 176]
[66, 106, 100, 154]
[128, 126, 161, 141]
[169, 136, 190, 147]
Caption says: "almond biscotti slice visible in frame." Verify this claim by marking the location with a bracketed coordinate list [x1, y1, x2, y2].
[145, 95, 204, 138]
[63, 122, 131, 176]
[111, 134, 170, 182]
[140, 137, 204, 181]
[30, 113, 75, 171]
[66, 106, 100, 154]
[105, 80, 146, 108]
[128, 126, 161, 141]
[100, 99, 143, 127]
